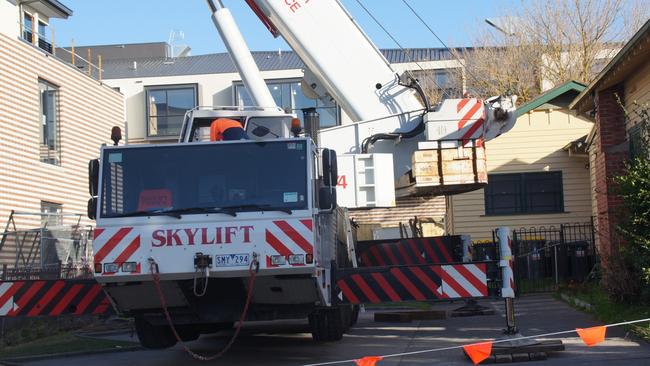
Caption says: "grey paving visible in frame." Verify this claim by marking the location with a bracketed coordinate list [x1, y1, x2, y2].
[19, 294, 650, 366]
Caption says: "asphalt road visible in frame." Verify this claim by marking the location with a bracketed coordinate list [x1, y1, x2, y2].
[20, 294, 650, 366]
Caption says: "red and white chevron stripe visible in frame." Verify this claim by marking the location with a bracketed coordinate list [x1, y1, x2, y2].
[437, 263, 488, 299]
[265, 219, 313, 267]
[93, 227, 142, 275]
[455, 98, 486, 145]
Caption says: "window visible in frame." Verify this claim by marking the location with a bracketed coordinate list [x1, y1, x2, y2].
[484, 172, 564, 215]
[100, 140, 309, 218]
[234, 80, 340, 128]
[629, 124, 647, 160]
[22, 12, 33, 43]
[146, 84, 197, 137]
[41, 201, 62, 227]
[37, 21, 52, 53]
[411, 68, 462, 101]
[39, 79, 60, 165]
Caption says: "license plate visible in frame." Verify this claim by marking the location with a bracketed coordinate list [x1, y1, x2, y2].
[214, 253, 250, 267]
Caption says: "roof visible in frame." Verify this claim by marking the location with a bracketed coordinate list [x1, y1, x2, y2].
[562, 135, 589, 156]
[101, 47, 463, 80]
[516, 80, 586, 117]
[24, 0, 73, 19]
[571, 19, 650, 113]
[56, 42, 169, 64]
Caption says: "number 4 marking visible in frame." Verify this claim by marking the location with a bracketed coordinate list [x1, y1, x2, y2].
[337, 175, 347, 189]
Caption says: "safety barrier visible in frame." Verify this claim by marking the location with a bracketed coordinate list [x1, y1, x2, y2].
[334, 261, 499, 304]
[302, 318, 650, 366]
[0, 279, 112, 317]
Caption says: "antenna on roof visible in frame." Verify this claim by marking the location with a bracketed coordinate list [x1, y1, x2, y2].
[167, 29, 191, 59]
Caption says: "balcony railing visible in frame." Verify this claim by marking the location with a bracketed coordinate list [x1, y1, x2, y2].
[18, 21, 105, 81]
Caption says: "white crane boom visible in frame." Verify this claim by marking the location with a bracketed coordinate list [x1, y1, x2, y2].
[246, 0, 425, 125]
[207, 0, 277, 108]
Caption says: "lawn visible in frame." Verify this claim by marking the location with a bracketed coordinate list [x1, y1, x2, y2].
[558, 284, 650, 342]
[0, 332, 138, 359]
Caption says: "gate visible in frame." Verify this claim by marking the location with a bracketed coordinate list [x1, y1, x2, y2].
[509, 222, 596, 293]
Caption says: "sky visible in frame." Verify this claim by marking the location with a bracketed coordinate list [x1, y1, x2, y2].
[49, 0, 521, 55]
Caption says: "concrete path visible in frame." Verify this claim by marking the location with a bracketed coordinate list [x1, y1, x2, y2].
[19, 294, 650, 365]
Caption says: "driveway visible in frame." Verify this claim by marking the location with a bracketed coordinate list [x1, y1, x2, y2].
[19, 294, 650, 365]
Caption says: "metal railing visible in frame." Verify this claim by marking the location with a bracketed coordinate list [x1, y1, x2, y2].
[17, 21, 105, 80]
[0, 211, 94, 280]
[475, 222, 598, 294]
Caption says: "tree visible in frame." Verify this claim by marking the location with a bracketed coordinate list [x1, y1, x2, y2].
[452, 0, 649, 103]
[613, 100, 650, 302]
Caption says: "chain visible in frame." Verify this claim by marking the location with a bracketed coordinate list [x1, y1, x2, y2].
[148, 253, 259, 361]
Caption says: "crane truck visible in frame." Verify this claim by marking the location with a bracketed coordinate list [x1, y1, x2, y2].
[85, 0, 517, 349]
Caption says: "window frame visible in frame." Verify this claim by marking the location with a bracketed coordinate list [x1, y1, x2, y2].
[40, 201, 63, 227]
[484, 171, 565, 216]
[410, 68, 463, 100]
[22, 11, 33, 43]
[232, 78, 341, 128]
[38, 78, 60, 165]
[144, 83, 198, 138]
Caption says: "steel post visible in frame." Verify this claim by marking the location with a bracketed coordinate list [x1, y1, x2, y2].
[303, 108, 320, 146]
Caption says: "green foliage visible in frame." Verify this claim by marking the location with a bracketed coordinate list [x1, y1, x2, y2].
[559, 283, 650, 342]
[613, 99, 650, 302]
[0, 332, 136, 359]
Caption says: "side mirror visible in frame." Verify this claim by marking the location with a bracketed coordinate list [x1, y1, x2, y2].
[322, 148, 338, 187]
[88, 159, 99, 196]
[87, 197, 97, 220]
[318, 186, 337, 211]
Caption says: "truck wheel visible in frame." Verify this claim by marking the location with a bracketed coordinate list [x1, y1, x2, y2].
[350, 305, 360, 327]
[341, 305, 352, 333]
[200, 322, 233, 334]
[324, 308, 344, 341]
[308, 311, 326, 341]
[134, 318, 177, 349]
[176, 325, 200, 342]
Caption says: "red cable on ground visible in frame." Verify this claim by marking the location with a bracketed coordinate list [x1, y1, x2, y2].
[149, 256, 258, 361]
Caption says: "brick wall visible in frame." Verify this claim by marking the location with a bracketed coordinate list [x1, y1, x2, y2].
[591, 83, 628, 264]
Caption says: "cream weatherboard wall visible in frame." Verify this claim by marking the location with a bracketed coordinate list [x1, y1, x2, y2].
[0, 32, 124, 230]
[624, 60, 650, 130]
[447, 109, 594, 241]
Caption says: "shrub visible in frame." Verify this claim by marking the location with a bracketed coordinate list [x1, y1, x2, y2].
[613, 100, 650, 303]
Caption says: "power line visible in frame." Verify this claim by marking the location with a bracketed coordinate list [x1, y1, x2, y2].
[353, 0, 452, 100]
[400, 0, 483, 88]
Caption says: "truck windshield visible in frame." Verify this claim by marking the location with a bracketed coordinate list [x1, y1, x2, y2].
[100, 140, 309, 218]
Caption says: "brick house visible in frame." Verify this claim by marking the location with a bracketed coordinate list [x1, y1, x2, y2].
[570, 19, 650, 267]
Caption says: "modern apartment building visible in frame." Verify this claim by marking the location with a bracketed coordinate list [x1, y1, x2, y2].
[0, 0, 124, 230]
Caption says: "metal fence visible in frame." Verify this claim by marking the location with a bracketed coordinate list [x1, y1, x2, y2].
[0, 220, 94, 280]
[474, 222, 597, 294]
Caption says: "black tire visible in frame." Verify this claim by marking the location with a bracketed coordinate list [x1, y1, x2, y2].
[176, 325, 200, 342]
[341, 305, 352, 333]
[350, 305, 360, 327]
[134, 317, 177, 349]
[309, 311, 326, 341]
[200, 322, 233, 334]
[310, 308, 345, 342]
[324, 308, 344, 341]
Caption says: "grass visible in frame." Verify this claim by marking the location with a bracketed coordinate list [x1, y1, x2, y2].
[0, 332, 138, 359]
[558, 283, 650, 342]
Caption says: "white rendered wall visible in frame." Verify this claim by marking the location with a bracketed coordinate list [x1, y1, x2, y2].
[0, 0, 19, 39]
